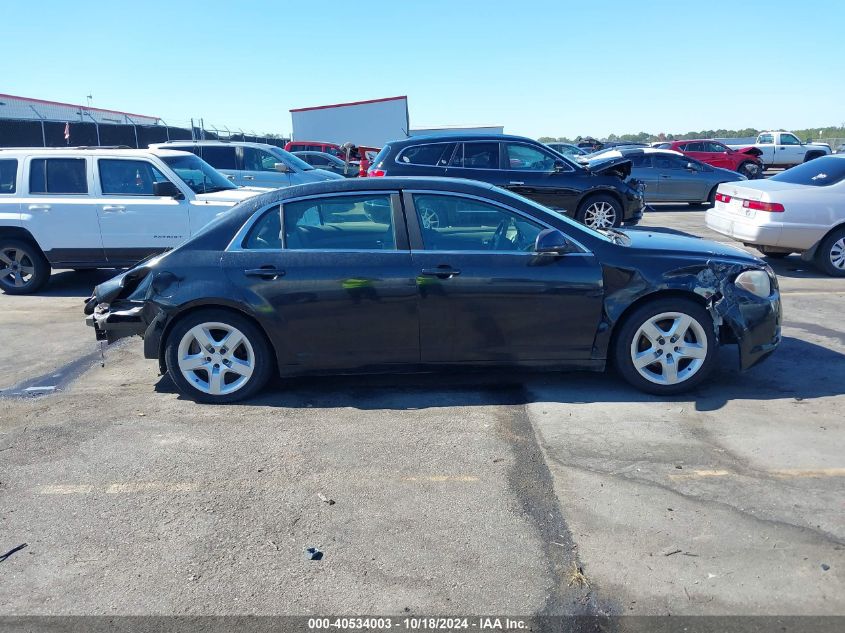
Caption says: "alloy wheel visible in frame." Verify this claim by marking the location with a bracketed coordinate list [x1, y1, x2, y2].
[630, 311, 708, 386]
[419, 207, 440, 229]
[0, 247, 36, 289]
[177, 322, 255, 396]
[583, 201, 617, 229]
[829, 237, 845, 270]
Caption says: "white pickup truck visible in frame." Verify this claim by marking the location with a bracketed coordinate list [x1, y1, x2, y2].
[729, 131, 831, 169]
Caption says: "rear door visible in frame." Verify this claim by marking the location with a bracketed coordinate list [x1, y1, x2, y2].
[500, 141, 581, 215]
[222, 192, 419, 370]
[443, 141, 505, 185]
[24, 156, 105, 265]
[405, 191, 603, 363]
[95, 157, 190, 263]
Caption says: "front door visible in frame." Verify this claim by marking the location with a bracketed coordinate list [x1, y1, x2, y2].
[94, 158, 190, 264]
[500, 141, 581, 215]
[222, 192, 419, 370]
[406, 192, 604, 363]
[239, 146, 292, 189]
[654, 154, 708, 201]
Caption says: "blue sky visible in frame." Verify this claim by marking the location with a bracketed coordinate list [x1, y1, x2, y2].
[2, 1, 843, 138]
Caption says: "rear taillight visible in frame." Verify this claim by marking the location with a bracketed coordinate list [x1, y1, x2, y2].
[742, 199, 784, 212]
[368, 169, 386, 177]
[715, 192, 731, 203]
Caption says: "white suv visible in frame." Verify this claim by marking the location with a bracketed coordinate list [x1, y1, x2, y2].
[0, 147, 268, 294]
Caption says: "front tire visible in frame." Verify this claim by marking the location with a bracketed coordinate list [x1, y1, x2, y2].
[814, 226, 845, 277]
[613, 298, 718, 395]
[164, 309, 274, 403]
[0, 239, 50, 295]
[737, 161, 762, 179]
[576, 194, 622, 229]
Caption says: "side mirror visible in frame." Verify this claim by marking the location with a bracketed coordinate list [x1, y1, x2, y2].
[553, 159, 568, 172]
[274, 162, 290, 173]
[685, 162, 698, 171]
[534, 228, 571, 254]
[153, 180, 183, 199]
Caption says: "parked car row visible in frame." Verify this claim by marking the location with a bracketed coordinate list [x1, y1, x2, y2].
[368, 134, 646, 229]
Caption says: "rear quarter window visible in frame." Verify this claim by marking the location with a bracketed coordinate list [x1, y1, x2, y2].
[397, 143, 455, 166]
[0, 159, 17, 193]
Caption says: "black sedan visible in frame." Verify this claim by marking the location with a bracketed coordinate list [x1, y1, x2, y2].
[85, 177, 781, 403]
[368, 134, 645, 230]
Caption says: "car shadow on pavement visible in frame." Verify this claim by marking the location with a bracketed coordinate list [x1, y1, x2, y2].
[154, 336, 843, 412]
[37, 269, 120, 298]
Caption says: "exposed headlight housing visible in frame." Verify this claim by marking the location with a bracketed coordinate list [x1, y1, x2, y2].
[735, 270, 771, 298]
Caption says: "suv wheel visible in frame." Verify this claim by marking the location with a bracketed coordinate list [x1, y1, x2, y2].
[814, 226, 845, 277]
[737, 161, 761, 179]
[165, 310, 274, 403]
[613, 298, 717, 395]
[0, 239, 50, 295]
[577, 195, 621, 229]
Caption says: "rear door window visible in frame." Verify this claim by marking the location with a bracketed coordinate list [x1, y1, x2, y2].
[29, 158, 88, 194]
[198, 146, 237, 170]
[283, 194, 395, 250]
[0, 159, 17, 193]
[449, 142, 500, 169]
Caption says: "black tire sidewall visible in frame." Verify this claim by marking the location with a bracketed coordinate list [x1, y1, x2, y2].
[815, 227, 845, 277]
[612, 298, 718, 395]
[0, 239, 50, 295]
[164, 309, 274, 403]
[576, 194, 623, 228]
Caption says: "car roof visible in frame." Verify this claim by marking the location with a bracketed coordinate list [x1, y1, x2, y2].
[389, 133, 539, 147]
[599, 147, 684, 157]
[152, 140, 282, 150]
[0, 147, 192, 158]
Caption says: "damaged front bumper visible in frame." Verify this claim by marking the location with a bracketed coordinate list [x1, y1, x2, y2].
[716, 285, 782, 370]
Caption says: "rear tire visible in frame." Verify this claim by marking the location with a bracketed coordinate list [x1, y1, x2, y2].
[613, 298, 718, 395]
[165, 309, 274, 403]
[576, 194, 622, 229]
[0, 239, 50, 295]
[814, 226, 845, 277]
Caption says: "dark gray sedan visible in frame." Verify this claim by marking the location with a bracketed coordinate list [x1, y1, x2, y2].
[293, 150, 358, 178]
[586, 148, 746, 205]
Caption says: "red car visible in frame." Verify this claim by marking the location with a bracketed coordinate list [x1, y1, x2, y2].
[284, 141, 344, 157]
[656, 139, 764, 179]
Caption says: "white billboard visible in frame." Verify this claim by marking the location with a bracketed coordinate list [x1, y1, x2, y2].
[290, 96, 409, 147]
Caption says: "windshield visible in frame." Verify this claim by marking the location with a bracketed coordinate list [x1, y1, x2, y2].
[769, 156, 845, 187]
[269, 147, 314, 171]
[161, 154, 237, 194]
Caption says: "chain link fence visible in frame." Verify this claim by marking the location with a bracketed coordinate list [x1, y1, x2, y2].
[0, 116, 288, 149]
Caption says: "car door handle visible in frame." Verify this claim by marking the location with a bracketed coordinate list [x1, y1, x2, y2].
[28, 204, 51, 211]
[243, 175, 255, 180]
[421, 266, 461, 279]
[244, 266, 285, 280]
[659, 175, 671, 178]
[509, 181, 525, 186]
[225, 174, 235, 181]
[102, 205, 126, 213]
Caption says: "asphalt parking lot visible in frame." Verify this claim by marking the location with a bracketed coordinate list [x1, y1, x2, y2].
[0, 205, 843, 616]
